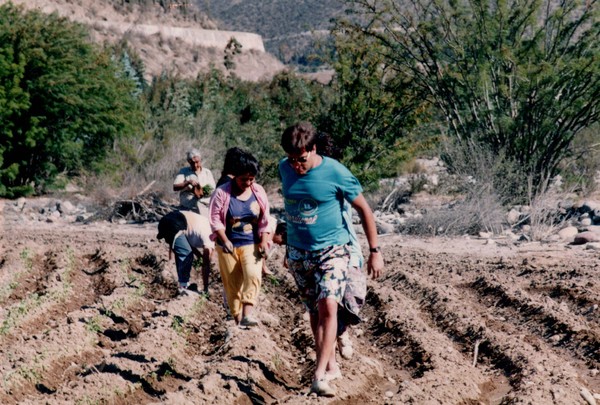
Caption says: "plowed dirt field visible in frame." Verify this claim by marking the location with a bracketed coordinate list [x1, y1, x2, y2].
[1, 200, 599, 404]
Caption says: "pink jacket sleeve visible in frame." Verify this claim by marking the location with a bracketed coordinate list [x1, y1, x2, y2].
[208, 186, 230, 241]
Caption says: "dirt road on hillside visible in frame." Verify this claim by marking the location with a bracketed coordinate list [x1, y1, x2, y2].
[1, 202, 599, 404]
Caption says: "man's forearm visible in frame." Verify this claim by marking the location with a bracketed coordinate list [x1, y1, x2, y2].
[351, 194, 379, 249]
[359, 209, 379, 249]
[174, 180, 191, 191]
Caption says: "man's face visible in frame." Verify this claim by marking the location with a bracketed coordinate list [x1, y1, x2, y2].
[287, 146, 316, 175]
[188, 156, 202, 171]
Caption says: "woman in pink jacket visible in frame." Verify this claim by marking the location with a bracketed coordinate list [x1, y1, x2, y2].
[208, 149, 271, 327]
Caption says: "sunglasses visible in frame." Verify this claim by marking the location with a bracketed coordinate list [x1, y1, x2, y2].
[288, 151, 311, 164]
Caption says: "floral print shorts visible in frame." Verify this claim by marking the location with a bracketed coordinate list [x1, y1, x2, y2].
[287, 244, 350, 313]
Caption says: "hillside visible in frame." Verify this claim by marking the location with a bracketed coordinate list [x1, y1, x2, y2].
[1, 0, 286, 81]
[197, 0, 345, 67]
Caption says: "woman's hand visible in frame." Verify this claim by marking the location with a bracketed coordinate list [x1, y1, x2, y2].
[222, 240, 234, 254]
[258, 240, 270, 258]
[216, 230, 233, 254]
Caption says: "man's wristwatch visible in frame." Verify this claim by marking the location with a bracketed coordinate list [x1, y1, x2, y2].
[369, 246, 381, 253]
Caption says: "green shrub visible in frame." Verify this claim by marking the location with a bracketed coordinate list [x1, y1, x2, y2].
[0, 4, 143, 197]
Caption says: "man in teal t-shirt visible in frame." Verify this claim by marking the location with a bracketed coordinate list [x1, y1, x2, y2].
[280, 155, 362, 250]
[279, 122, 384, 397]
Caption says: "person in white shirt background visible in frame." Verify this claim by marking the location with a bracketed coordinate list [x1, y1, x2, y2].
[173, 148, 216, 216]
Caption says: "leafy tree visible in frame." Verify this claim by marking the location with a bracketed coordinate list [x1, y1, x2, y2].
[267, 70, 332, 126]
[0, 4, 142, 197]
[321, 20, 430, 187]
[111, 41, 147, 97]
[0, 25, 28, 197]
[559, 122, 600, 194]
[191, 69, 332, 182]
[141, 69, 333, 186]
[342, 0, 599, 196]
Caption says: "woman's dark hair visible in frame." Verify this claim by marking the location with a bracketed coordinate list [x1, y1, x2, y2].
[222, 147, 244, 177]
[232, 149, 260, 177]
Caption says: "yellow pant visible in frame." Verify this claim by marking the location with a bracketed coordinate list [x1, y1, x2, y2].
[216, 244, 263, 318]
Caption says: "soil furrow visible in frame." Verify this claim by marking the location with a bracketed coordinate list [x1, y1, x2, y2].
[2, 220, 599, 404]
[471, 275, 600, 368]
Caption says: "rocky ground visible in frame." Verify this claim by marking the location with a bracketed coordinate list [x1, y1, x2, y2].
[1, 196, 599, 404]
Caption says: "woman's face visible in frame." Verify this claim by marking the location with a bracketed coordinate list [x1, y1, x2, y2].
[234, 173, 255, 190]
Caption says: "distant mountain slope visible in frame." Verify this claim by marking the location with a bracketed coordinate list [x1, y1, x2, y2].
[1, 0, 285, 81]
[197, 0, 345, 66]
[198, 0, 344, 38]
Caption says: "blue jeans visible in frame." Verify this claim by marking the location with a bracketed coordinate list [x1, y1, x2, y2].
[172, 234, 193, 285]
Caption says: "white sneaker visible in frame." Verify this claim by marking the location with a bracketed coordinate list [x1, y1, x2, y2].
[323, 369, 342, 381]
[337, 331, 353, 360]
[310, 378, 336, 397]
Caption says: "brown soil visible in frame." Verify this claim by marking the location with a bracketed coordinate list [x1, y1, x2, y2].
[1, 199, 599, 404]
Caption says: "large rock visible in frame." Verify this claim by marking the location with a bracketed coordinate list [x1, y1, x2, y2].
[57, 200, 76, 215]
[585, 243, 600, 251]
[585, 225, 600, 234]
[573, 231, 600, 245]
[558, 226, 578, 242]
[507, 208, 520, 225]
[375, 219, 395, 234]
[16, 197, 27, 210]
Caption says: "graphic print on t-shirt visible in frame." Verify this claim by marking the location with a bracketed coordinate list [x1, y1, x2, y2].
[299, 198, 318, 217]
